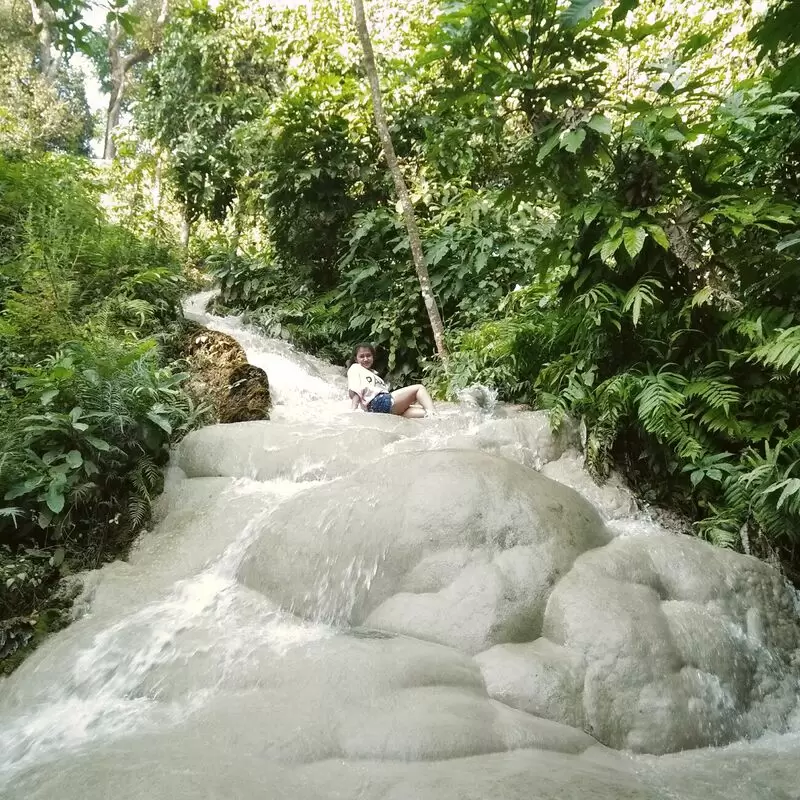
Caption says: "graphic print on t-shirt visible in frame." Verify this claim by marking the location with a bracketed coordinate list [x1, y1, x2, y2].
[347, 363, 388, 407]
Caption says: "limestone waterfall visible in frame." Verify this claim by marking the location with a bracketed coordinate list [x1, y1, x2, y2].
[0, 292, 798, 799]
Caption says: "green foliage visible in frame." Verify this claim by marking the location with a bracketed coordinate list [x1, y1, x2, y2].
[135, 0, 800, 576]
[1, 341, 199, 552]
[209, 247, 353, 363]
[141, 0, 284, 222]
[750, 0, 800, 92]
[335, 191, 551, 383]
[405, 0, 800, 566]
[0, 52, 94, 156]
[0, 546, 52, 617]
[255, 78, 384, 288]
[0, 149, 201, 659]
[0, 154, 184, 364]
[428, 0, 618, 128]
[0, 0, 94, 156]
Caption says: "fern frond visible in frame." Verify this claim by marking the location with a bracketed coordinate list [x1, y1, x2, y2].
[137, 455, 161, 490]
[575, 282, 621, 308]
[722, 308, 795, 344]
[69, 482, 98, 504]
[698, 407, 740, 435]
[622, 277, 663, 327]
[127, 494, 149, 530]
[684, 378, 741, 412]
[635, 371, 687, 442]
[749, 326, 800, 373]
[743, 386, 785, 409]
[751, 500, 794, 541]
[695, 509, 741, 549]
[761, 477, 800, 513]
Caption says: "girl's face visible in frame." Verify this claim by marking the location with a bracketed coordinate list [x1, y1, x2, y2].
[356, 347, 374, 369]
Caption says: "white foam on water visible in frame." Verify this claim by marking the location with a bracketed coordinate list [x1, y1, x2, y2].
[1, 291, 797, 795]
[0, 471, 331, 783]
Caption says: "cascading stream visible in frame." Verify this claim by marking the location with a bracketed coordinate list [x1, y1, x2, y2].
[0, 292, 798, 800]
[183, 291, 347, 420]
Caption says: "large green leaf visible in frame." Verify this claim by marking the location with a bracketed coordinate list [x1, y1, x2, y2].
[776, 231, 800, 252]
[537, 132, 561, 163]
[587, 114, 611, 135]
[560, 0, 604, 27]
[623, 227, 647, 259]
[612, 0, 640, 24]
[600, 236, 622, 263]
[147, 411, 173, 434]
[561, 128, 586, 154]
[45, 482, 66, 514]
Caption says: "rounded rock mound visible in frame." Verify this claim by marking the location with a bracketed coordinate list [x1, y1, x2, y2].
[237, 445, 800, 757]
[478, 533, 800, 754]
[238, 448, 610, 654]
[181, 324, 270, 422]
[177, 420, 403, 482]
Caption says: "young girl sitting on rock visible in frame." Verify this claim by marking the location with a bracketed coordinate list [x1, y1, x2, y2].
[347, 344, 436, 418]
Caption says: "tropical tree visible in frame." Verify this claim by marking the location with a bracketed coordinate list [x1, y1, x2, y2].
[141, 0, 284, 231]
[351, 0, 448, 364]
[100, 0, 170, 159]
[0, 0, 93, 155]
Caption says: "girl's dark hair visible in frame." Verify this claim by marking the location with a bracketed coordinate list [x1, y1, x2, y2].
[348, 343, 375, 367]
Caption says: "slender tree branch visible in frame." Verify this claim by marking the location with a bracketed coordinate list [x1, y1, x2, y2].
[351, 0, 449, 367]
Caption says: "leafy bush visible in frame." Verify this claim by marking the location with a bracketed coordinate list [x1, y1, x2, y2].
[0, 150, 201, 665]
[255, 80, 385, 289]
[1, 341, 201, 552]
[0, 154, 184, 365]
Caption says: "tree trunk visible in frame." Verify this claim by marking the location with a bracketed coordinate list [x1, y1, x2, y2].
[103, 32, 152, 159]
[103, 0, 169, 159]
[180, 204, 192, 250]
[103, 60, 126, 159]
[152, 155, 163, 213]
[350, 0, 449, 368]
[28, 0, 60, 80]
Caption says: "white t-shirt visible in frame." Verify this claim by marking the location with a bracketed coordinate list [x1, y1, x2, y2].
[347, 363, 389, 407]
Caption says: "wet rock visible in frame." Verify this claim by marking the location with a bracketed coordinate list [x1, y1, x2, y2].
[540, 451, 638, 520]
[181, 323, 270, 423]
[8, 728, 658, 800]
[475, 639, 586, 729]
[487, 534, 800, 754]
[48, 575, 84, 608]
[235, 441, 800, 756]
[442, 412, 579, 470]
[6, 611, 647, 800]
[5, 296, 800, 799]
[238, 449, 610, 653]
[177, 421, 403, 482]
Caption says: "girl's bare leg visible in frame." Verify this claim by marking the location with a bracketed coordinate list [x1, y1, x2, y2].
[402, 406, 426, 419]
[390, 385, 435, 415]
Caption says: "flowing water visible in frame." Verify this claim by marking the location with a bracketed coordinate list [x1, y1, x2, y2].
[0, 291, 798, 799]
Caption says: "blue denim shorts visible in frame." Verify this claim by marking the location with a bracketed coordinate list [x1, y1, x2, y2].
[367, 392, 393, 414]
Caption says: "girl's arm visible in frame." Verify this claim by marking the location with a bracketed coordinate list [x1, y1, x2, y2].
[347, 364, 365, 410]
[348, 390, 363, 410]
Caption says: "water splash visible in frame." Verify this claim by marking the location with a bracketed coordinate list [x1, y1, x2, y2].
[457, 384, 498, 414]
[0, 491, 329, 783]
[1, 291, 797, 797]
